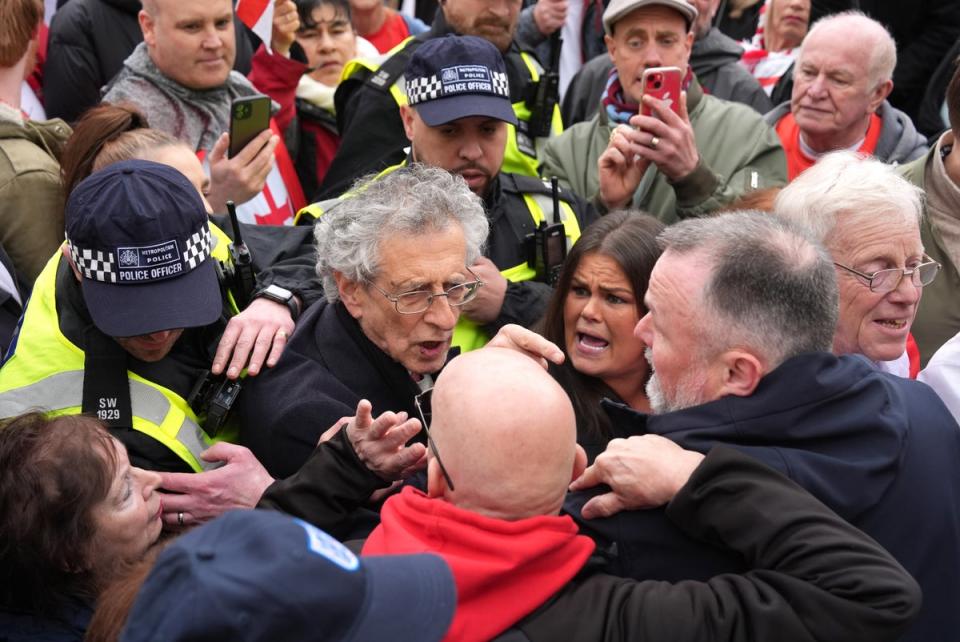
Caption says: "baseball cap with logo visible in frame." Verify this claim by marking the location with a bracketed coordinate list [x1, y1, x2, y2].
[602, 0, 698, 34]
[120, 509, 457, 642]
[404, 35, 518, 127]
[64, 159, 221, 338]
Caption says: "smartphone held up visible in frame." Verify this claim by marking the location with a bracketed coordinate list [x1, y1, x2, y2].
[228, 96, 272, 158]
[640, 67, 682, 118]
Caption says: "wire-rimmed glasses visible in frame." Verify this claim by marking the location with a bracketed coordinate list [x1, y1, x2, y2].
[367, 267, 483, 315]
[832, 258, 941, 293]
[413, 388, 455, 491]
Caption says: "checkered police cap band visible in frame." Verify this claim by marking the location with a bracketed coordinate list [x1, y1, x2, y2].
[407, 66, 510, 105]
[66, 226, 212, 285]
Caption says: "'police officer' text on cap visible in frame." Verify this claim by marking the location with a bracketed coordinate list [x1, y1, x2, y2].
[64, 160, 222, 338]
[404, 35, 518, 127]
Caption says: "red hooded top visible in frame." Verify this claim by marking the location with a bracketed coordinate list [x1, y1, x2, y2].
[363, 487, 596, 642]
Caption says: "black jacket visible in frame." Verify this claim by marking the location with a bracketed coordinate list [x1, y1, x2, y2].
[241, 300, 432, 479]
[260, 442, 920, 642]
[0, 597, 92, 642]
[506, 448, 919, 641]
[917, 38, 960, 139]
[567, 352, 960, 642]
[317, 12, 542, 200]
[44, 0, 255, 123]
[0, 244, 24, 359]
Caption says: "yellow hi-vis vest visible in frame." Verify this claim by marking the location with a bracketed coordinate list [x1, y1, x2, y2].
[297, 165, 582, 352]
[452, 188, 582, 352]
[339, 39, 563, 179]
[0, 224, 238, 472]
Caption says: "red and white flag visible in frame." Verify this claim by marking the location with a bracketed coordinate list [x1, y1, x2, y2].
[236, 0, 274, 53]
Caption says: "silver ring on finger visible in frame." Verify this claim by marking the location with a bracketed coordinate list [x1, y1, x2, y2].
[177, 511, 184, 527]
[650, 136, 660, 149]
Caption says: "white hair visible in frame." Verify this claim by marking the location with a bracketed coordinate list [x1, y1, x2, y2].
[804, 11, 896, 87]
[774, 151, 923, 248]
[314, 164, 489, 302]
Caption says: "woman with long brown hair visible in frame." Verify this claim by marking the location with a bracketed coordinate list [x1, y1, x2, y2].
[539, 211, 664, 462]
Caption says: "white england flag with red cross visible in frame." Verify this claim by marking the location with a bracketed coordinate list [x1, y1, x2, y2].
[236, 0, 274, 53]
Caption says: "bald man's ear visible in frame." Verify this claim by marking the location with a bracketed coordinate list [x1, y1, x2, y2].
[334, 271, 365, 320]
[426, 456, 447, 498]
[571, 444, 588, 483]
[716, 349, 764, 399]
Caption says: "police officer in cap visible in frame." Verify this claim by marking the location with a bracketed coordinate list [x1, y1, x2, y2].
[0, 160, 274, 476]
[301, 35, 597, 351]
[317, 0, 564, 200]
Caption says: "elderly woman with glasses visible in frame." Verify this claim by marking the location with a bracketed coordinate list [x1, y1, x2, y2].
[775, 151, 938, 378]
[240, 164, 490, 480]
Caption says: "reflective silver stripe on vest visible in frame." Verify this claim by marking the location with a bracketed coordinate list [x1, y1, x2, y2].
[0, 371, 214, 470]
[0, 370, 84, 416]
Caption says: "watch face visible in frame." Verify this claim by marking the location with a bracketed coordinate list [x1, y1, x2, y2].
[265, 284, 293, 300]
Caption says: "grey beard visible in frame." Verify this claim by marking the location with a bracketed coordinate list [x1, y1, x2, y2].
[645, 348, 708, 414]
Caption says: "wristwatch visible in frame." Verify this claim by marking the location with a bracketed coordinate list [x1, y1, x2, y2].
[255, 284, 300, 321]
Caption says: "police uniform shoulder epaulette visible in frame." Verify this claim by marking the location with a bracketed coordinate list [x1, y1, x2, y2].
[502, 172, 577, 202]
[362, 38, 425, 93]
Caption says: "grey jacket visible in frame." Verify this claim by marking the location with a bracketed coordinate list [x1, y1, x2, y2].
[562, 28, 772, 126]
[764, 100, 929, 165]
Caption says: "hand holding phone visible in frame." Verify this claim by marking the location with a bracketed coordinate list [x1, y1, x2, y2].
[229, 96, 272, 158]
[640, 67, 682, 119]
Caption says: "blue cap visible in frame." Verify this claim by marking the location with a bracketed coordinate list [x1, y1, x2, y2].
[120, 510, 457, 642]
[64, 160, 221, 337]
[404, 35, 518, 126]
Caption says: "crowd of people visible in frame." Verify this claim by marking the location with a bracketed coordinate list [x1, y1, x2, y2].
[0, 0, 959, 640]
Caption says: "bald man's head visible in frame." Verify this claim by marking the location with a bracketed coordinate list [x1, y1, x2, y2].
[428, 348, 583, 520]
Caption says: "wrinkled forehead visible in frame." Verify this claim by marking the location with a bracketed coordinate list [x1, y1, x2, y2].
[374, 226, 469, 287]
[799, 23, 870, 71]
[646, 250, 709, 314]
[827, 214, 923, 262]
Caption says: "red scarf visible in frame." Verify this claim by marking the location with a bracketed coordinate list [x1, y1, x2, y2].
[363, 487, 595, 642]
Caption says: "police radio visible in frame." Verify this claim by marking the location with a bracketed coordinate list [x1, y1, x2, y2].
[217, 200, 257, 310]
[526, 177, 567, 286]
[187, 369, 242, 437]
[525, 32, 562, 139]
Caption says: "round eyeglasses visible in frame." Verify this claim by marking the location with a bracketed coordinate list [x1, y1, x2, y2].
[833, 258, 941, 293]
[367, 268, 484, 314]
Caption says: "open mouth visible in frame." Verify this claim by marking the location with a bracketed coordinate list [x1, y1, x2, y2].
[875, 319, 907, 330]
[576, 332, 609, 354]
[419, 340, 449, 359]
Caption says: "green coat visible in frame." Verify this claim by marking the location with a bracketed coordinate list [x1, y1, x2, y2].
[541, 79, 787, 225]
[0, 117, 70, 284]
[899, 145, 960, 366]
